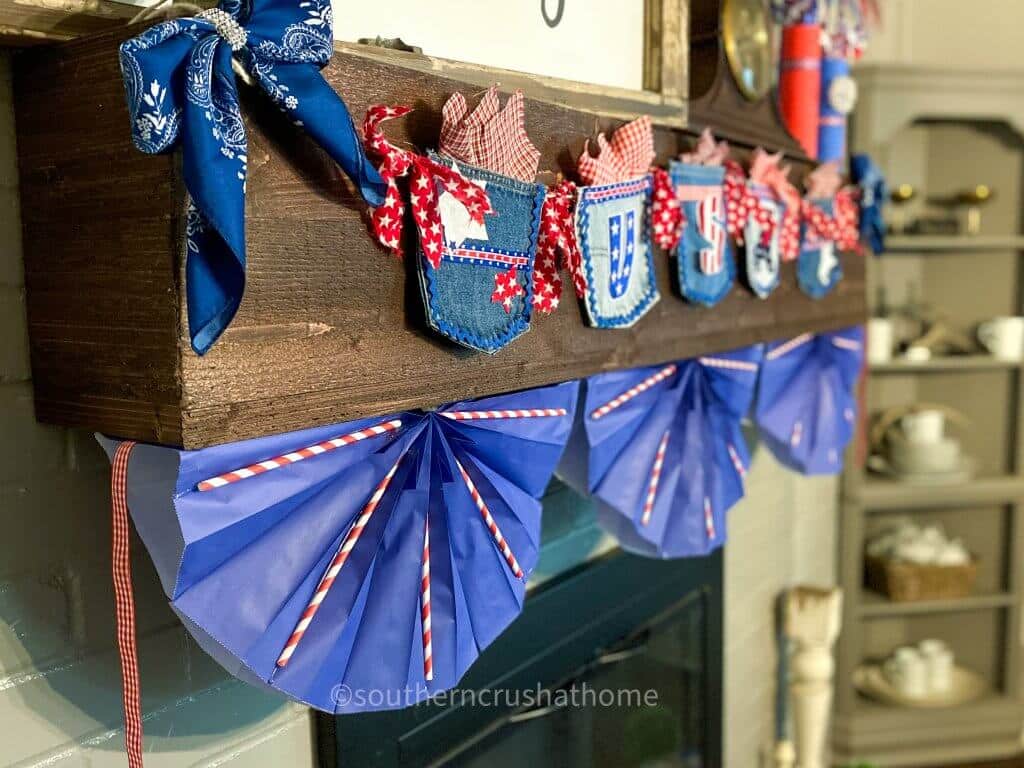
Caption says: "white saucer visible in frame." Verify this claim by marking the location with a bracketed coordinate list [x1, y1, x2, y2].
[853, 663, 987, 708]
[867, 455, 976, 485]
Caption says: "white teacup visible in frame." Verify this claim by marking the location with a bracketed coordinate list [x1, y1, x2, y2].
[901, 410, 945, 445]
[884, 646, 927, 698]
[867, 317, 894, 364]
[978, 316, 1024, 360]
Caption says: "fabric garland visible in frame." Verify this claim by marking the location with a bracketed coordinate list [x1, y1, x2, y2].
[650, 166, 685, 252]
[120, 0, 386, 355]
[532, 179, 583, 313]
[363, 105, 494, 266]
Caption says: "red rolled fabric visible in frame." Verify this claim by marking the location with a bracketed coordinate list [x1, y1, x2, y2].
[779, 23, 822, 158]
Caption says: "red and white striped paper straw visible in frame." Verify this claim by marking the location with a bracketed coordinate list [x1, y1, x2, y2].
[699, 356, 759, 372]
[421, 518, 433, 681]
[276, 454, 404, 668]
[727, 443, 747, 481]
[455, 459, 524, 579]
[440, 408, 567, 421]
[704, 496, 716, 540]
[791, 420, 804, 447]
[831, 335, 862, 352]
[198, 419, 403, 491]
[641, 431, 671, 526]
[591, 364, 677, 420]
[766, 333, 813, 360]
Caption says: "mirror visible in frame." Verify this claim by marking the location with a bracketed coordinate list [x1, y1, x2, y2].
[722, 0, 773, 101]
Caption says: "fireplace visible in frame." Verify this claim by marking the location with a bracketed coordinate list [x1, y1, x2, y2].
[320, 481, 723, 767]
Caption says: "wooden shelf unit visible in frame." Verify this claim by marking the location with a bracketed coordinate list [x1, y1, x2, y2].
[836, 80, 1024, 766]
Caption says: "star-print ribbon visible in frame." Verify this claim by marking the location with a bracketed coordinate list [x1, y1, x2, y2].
[723, 160, 771, 245]
[651, 167, 684, 252]
[532, 180, 583, 314]
[749, 150, 802, 262]
[120, 0, 386, 355]
[802, 190, 861, 254]
[363, 105, 494, 268]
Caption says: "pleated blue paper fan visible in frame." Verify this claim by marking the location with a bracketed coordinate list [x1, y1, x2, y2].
[558, 346, 761, 559]
[755, 326, 864, 474]
[100, 381, 578, 713]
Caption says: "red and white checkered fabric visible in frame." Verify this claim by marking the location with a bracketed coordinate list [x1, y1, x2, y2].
[651, 167, 684, 252]
[364, 105, 494, 266]
[531, 180, 583, 314]
[439, 87, 540, 183]
[111, 441, 144, 768]
[578, 116, 655, 186]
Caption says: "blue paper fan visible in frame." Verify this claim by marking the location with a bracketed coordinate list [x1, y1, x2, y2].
[558, 346, 761, 558]
[100, 381, 578, 713]
[756, 326, 864, 474]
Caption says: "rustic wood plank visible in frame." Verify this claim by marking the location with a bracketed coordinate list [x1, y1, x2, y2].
[0, 0, 136, 45]
[15, 26, 865, 449]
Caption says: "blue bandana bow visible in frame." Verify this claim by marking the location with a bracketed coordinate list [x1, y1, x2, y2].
[850, 153, 887, 254]
[120, 0, 387, 354]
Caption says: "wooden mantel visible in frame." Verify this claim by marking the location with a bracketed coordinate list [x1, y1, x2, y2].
[13, 26, 865, 448]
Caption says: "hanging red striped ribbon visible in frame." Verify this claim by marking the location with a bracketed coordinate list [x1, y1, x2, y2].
[455, 459, 524, 579]
[277, 453, 405, 668]
[590, 364, 677, 420]
[112, 441, 144, 768]
[196, 419, 403, 491]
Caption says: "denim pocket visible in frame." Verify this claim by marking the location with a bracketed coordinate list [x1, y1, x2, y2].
[743, 183, 782, 299]
[798, 197, 843, 299]
[576, 175, 660, 328]
[670, 162, 735, 307]
[418, 153, 546, 353]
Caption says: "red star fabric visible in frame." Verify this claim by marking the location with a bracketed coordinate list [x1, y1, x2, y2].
[531, 180, 582, 314]
[651, 167, 684, 252]
[723, 160, 762, 244]
[802, 189, 862, 254]
[363, 105, 495, 268]
[491, 266, 525, 313]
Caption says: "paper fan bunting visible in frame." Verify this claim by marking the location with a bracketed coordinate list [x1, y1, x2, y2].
[100, 381, 578, 713]
[755, 326, 864, 474]
[558, 346, 761, 559]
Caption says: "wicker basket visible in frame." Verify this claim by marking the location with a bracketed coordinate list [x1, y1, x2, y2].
[865, 554, 978, 602]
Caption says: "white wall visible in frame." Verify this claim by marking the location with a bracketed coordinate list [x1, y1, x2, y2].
[861, 0, 1024, 70]
[724, 443, 839, 768]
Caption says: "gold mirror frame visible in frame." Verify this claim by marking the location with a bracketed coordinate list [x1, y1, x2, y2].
[722, 0, 773, 102]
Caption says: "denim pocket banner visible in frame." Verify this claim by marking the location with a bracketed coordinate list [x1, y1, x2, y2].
[419, 153, 546, 353]
[798, 197, 843, 298]
[671, 162, 735, 307]
[576, 175, 660, 328]
[743, 182, 783, 299]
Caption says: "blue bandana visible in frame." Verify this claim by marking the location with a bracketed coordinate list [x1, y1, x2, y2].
[850, 153, 887, 254]
[120, 0, 387, 354]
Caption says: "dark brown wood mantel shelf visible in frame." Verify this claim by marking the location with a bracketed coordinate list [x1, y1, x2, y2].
[14, 27, 865, 449]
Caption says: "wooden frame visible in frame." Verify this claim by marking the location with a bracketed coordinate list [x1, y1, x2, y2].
[341, 0, 688, 128]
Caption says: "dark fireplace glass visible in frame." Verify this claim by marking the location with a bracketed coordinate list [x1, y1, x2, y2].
[440, 594, 707, 768]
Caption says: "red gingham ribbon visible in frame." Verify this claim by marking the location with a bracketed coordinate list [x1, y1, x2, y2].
[112, 441, 144, 768]
[364, 105, 494, 267]
[532, 179, 583, 313]
[651, 167, 684, 251]
[800, 189, 862, 254]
